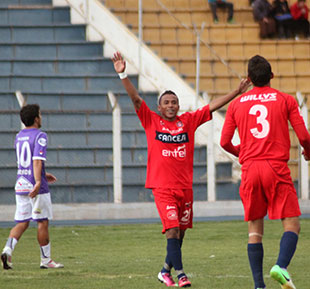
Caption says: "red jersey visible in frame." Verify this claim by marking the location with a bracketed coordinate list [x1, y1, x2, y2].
[221, 86, 310, 164]
[136, 100, 212, 189]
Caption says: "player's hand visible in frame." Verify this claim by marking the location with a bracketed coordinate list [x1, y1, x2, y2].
[46, 173, 57, 184]
[29, 182, 41, 198]
[111, 51, 126, 74]
[238, 78, 251, 94]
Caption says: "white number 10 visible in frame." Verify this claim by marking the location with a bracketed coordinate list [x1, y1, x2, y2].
[16, 141, 31, 168]
[249, 104, 270, 139]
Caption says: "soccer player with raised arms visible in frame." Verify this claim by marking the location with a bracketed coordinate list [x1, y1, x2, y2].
[1, 104, 63, 270]
[112, 51, 250, 287]
[220, 55, 310, 289]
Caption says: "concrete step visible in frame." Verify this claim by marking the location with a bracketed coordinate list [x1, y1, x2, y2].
[0, 0, 52, 7]
[0, 7, 70, 25]
[0, 59, 115, 76]
[0, 42, 104, 60]
[0, 74, 137, 93]
[0, 24, 86, 43]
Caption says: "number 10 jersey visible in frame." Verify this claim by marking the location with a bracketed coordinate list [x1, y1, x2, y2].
[14, 128, 49, 195]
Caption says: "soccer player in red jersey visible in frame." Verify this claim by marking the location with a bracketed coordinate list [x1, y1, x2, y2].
[220, 55, 310, 289]
[112, 51, 250, 287]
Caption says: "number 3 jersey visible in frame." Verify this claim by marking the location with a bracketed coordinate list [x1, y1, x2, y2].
[136, 100, 212, 189]
[14, 128, 49, 195]
[221, 86, 310, 164]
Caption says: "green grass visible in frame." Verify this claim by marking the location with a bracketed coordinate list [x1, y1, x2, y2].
[0, 219, 310, 289]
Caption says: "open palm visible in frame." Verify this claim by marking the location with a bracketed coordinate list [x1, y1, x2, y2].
[112, 51, 126, 73]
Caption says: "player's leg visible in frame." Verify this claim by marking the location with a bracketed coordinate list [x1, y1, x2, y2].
[240, 161, 269, 289]
[162, 229, 184, 274]
[153, 189, 179, 286]
[32, 193, 63, 269]
[154, 189, 191, 287]
[174, 189, 192, 287]
[1, 194, 31, 270]
[248, 218, 266, 289]
[1, 221, 29, 270]
[266, 161, 300, 289]
[270, 217, 299, 289]
[161, 228, 190, 287]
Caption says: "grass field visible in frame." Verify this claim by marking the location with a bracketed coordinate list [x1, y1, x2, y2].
[0, 219, 309, 289]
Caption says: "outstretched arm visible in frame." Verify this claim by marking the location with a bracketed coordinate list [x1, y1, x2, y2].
[209, 79, 250, 113]
[111, 51, 143, 111]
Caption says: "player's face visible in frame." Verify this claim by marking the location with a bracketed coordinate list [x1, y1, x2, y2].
[158, 93, 179, 121]
[36, 111, 42, 128]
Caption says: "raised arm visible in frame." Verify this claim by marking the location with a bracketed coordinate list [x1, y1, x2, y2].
[111, 51, 143, 111]
[209, 79, 250, 113]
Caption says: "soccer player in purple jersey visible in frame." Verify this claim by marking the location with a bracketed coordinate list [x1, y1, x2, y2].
[1, 104, 64, 270]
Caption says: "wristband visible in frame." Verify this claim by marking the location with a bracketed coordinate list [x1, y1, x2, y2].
[118, 72, 127, 79]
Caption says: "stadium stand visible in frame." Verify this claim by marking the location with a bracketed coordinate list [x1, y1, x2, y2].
[104, 0, 310, 185]
[0, 0, 241, 207]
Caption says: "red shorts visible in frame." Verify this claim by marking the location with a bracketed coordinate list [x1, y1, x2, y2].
[240, 160, 301, 221]
[152, 188, 193, 234]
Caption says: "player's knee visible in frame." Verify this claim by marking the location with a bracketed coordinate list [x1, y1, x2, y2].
[166, 227, 179, 239]
[248, 232, 263, 243]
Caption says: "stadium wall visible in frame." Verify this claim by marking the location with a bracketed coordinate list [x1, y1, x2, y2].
[1, 201, 310, 221]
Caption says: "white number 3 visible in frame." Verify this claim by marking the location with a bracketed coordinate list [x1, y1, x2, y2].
[249, 104, 270, 139]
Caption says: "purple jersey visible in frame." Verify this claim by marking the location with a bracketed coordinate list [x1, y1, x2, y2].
[14, 128, 49, 195]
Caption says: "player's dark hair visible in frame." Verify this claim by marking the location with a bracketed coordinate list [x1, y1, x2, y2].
[158, 90, 178, 105]
[248, 55, 273, 87]
[20, 104, 40, 127]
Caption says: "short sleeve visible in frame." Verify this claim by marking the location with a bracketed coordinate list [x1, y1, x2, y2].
[136, 100, 153, 129]
[33, 132, 48, 161]
[184, 104, 212, 130]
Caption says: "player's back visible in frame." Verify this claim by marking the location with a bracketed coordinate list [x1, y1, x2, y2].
[15, 128, 48, 194]
[230, 86, 301, 164]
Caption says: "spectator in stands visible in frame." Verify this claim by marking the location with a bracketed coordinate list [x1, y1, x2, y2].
[252, 0, 277, 38]
[272, 0, 294, 38]
[290, 0, 310, 39]
[208, 0, 235, 24]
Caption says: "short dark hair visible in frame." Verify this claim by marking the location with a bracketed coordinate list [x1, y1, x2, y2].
[20, 104, 40, 127]
[248, 55, 273, 87]
[158, 90, 178, 104]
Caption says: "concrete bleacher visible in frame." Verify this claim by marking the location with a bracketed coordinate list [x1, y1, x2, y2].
[0, 0, 239, 205]
[104, 0, 310, 183]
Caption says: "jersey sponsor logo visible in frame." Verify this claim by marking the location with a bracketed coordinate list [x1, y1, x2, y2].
[240, 93, 277, 103]
[162, 144, 186, 158]
[156, 131, 189, 143]
[162, 127, 184, 134]
[38, 137, 47, 146]
[166, 205, 176, 210]
[167, 210, 178, 220]
[15, 176, 34, 193]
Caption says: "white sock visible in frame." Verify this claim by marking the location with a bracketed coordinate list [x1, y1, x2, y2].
[40, 243, 51, 263]
[3, 237, 18, 254]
